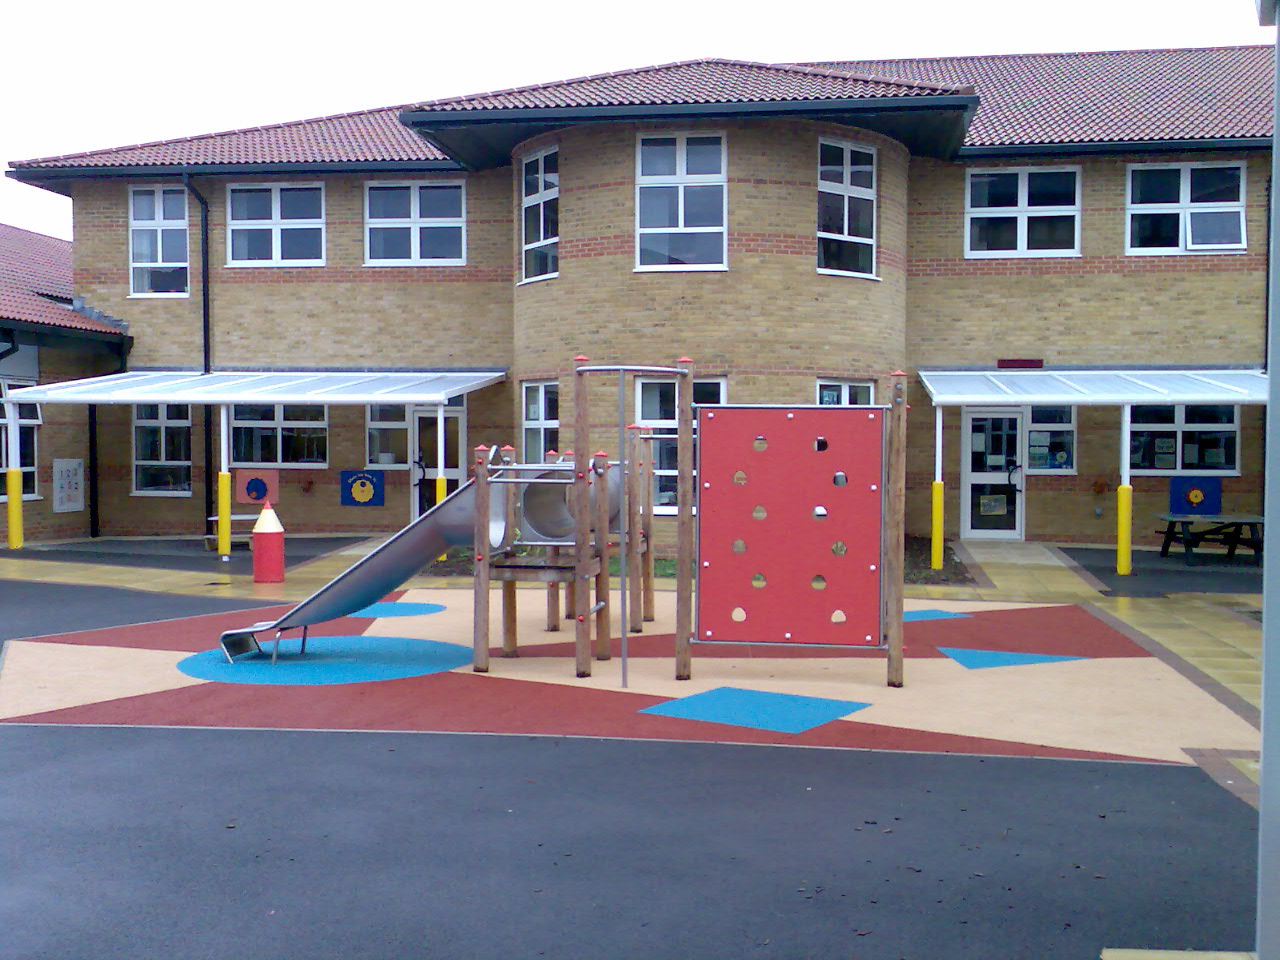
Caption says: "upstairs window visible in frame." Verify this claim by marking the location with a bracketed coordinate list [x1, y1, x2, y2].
[521, 149, 559, 280]
[636, 134, 726, 271]
[231, 404, 327, 467]
[1127, 163, 1246, 254]
[130, 186, 188, 295]
[1129, 404, 1238, 474]
[133, 404, 192, 495]
[0, 381, 39, 499]
[365, 182, 465, 265]
[817, 139, 876, 277]
[228, 184, 324, 265]
[522, 381, 560, 461]
[966, 167, 1080, 258]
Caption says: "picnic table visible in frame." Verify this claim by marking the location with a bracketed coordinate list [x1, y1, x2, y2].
[1157, 513, 1264, 565]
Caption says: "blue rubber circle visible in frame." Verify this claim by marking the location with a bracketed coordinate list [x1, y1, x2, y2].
[178, 635, 470, 686]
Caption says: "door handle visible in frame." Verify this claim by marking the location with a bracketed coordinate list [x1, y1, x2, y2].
[1007, 463, 1023, 493]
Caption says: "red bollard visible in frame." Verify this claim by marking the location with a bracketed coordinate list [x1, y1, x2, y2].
[252, 500, 285, 583]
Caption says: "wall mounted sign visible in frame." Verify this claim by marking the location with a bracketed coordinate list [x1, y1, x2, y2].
[340, 470, 384, 506]
[52, 459, 84, 513]
[235, 469, 280, 505]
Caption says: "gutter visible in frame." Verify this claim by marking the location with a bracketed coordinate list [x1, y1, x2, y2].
[400, 93, 980, 128]
[183, 174, 217, 539]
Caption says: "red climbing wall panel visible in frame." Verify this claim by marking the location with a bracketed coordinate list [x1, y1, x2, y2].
[696, 406, 884, 647]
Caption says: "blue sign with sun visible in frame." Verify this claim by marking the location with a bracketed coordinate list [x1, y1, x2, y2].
[340, 470, 384, 507]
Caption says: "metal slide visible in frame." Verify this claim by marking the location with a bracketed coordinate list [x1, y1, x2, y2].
[218, 478, 506, 662]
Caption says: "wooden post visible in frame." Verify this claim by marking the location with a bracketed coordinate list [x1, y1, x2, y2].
[472, 445, 491, 673]
[502, 580, 519, 657]
[640, 427, 656, 623]
[573, 361, 593, 677]
[674, 357, 695, 680]
[627, 425, 644, 633]
[883, 372, 908, 688]
[545, 546, 561, 631]
[593, 451, 612, 660]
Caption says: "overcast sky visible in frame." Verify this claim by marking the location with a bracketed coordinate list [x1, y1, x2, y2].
[3, 0, 1274, 240]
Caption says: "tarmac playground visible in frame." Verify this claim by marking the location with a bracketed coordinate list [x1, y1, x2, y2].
[0, 535, 1265, 960]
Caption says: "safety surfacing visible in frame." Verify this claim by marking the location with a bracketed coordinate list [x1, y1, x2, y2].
[0, 588, 1258, 769]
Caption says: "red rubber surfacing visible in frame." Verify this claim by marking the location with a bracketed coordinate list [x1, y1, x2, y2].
[697, 406, 883, 646]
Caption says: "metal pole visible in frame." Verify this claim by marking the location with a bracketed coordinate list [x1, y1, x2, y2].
[1256, 16, 1280, 956]
[436, 400, 447, 506]
[618, 368, 629, 689]
[1116, 403, 1133, 576]
[4, 399, 22, 549]
[217, 404, 232, 561]
[931, 404, 944, 569]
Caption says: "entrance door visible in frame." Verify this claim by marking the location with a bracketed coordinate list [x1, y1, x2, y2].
[412, 406, 465, 517]
[961, 409, 1024, 540]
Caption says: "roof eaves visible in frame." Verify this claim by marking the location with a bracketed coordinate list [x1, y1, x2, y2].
[958, 136, 1273, 158]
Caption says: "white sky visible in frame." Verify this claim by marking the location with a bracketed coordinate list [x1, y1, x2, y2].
[2, 0, 1273, 240]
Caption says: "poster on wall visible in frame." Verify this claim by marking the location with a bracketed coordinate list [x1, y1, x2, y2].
[52, 459, 84, 513]
[340, 470, 384, 506]
[235, 469, 280, 504]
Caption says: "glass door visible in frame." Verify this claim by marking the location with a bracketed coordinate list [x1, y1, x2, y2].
[412, 405, 465, 518]
[961, 409, 1024, 540]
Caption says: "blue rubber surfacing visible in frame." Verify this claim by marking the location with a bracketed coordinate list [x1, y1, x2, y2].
[178, 635, 471, 686]
[938, 647, 1086, 670]
[350, 601, 446, 618]
[640, 687, 871, 734]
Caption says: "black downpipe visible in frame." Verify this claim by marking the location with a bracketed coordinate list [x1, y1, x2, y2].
[184, 175, 215, 537]
[87, 341, 129, 539]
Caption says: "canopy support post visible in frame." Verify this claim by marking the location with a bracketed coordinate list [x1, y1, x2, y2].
[1116, 404, 1132, 576]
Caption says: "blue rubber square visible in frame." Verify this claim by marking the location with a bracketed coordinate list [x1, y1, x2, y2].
[640, 686, 871, 734]
[903, 609, 971, 622]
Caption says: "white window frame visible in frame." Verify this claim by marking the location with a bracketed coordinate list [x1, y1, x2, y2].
[520, 148, 559, 282]
[230, 404, 329, 468]
[1125, 161, 1247, 256]
[129, 185, 189, 297]
[522, 380, 560, 462]
[364, 180, 466, 266]
[965, 166, 1082, 259]
[1128, 404, 1240, 476]
[365, 405, 410, 469]
[131, 404, 193, 497]
[635, 132, 727, 273]
[1024, 405, 1077, 476]
[0, 380, 40, 501]
[635, 376, 726, 515]
[816, 138, 877, 279]
[816, 379, 875, 405]
[226, 182, 326, 267]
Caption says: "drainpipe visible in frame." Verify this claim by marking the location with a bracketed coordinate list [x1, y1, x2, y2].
[86, 339, 128, 539]
[183, 174, 215, 538]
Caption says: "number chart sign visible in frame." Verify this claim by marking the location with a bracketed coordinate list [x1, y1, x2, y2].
[52, 459, 84, 513]
[696, 406, 884, 647]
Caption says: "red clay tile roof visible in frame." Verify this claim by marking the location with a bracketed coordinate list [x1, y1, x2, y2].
[409, 58, 971, 111]
[10, 107, 448, 169]
[0, 224, 122, 335]
[808, 46, 1274, 147]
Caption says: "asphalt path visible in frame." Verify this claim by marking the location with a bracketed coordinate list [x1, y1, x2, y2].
[1, 725, 1258, 960]
[0, 577, 275, 646]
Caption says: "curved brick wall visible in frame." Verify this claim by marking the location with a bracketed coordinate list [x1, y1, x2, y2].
[510, 119, 909, 401]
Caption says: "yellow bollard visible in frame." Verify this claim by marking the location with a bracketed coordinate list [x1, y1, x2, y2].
[217, 471, 232, 557]
[6, 468, 23, 549]
[1116, 483, 1133, 576]
[930, 479, 945, 570]
[435, 475, 447, 506]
